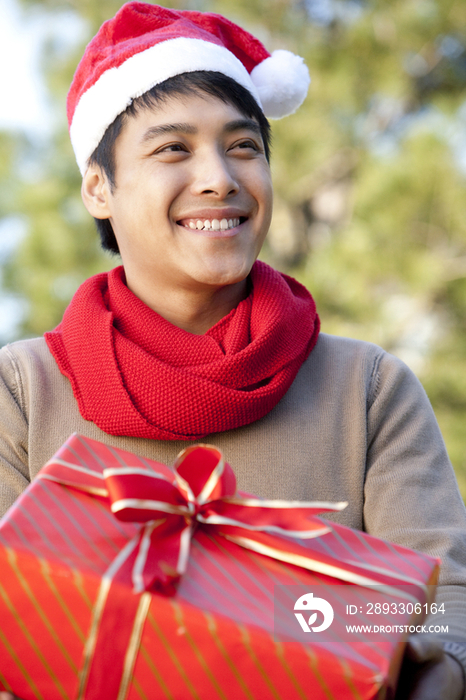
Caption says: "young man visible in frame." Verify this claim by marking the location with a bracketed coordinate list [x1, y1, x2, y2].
[0, 3, 465, 698]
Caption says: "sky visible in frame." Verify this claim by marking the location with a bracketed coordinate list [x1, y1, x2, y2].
[0, 0, 50, 134]
[0, 0, 87, 135]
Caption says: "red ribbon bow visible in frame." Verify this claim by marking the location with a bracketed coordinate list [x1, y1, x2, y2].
[39, 442, 426, 597]
[40, 444, 343, 593]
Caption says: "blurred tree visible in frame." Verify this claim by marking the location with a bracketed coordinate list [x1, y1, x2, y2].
[1, 0, 466, 492]
[0, 131, 27, 344]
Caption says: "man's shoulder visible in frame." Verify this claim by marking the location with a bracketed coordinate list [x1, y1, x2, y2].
[315, 331, 382, 352]
[308, 332, 391, 371]
[312, 331, 418, 372]
[0, 337, 59, 391]
[298, 331, 420, 401]
[1, 336, 53, 368]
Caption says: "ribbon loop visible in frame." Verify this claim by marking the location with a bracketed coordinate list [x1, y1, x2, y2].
[174, 444, 237, 502]
[103, 468, 189, 522]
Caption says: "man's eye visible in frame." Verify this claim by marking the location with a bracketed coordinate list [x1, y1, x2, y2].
[229, 139, 262, 156]
[155, 143, 187, 154]
[235, 140, 257, 150]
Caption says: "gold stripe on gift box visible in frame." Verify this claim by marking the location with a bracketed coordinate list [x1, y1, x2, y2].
[6, 548, 78, 674]
[72, 567, 93, 610]
[118, 592, 151, 700]
[204, 612, 256, 700]
[339, 658, 364, 700]
[40, 481, 118, 565]
[77, 576, 113, 699]
[171, 601, 228, 700]
[28, 482, 112, 570]
[273, 640, 308, 700]
[238, 624, 282, 700]
[0, 577, 66, 699]
[130, 676, 150, 700]
[305, 647, 336, 700]
[0, 669, 13, 694]
[139, 642, 175, 700]
[39, 558, 86, 643]
[147, 609, 202, 700]
[0, 625, 43, 700]
[77, 534, 142, 699]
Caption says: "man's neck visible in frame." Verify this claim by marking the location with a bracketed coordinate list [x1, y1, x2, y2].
[124, 273, 248, 335]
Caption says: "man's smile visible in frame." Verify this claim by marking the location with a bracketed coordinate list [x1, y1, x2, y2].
[177, 216, 246, 234]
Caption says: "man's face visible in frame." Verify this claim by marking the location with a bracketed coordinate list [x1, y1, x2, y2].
[92, 92, 273, 299]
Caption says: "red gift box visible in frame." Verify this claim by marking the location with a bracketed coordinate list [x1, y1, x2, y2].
[0, 434, 439, 700]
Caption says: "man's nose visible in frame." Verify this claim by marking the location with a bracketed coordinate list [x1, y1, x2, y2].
[190, 150, 239, 198]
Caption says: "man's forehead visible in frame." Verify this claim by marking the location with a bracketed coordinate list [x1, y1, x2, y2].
[123, 92, 263, 141]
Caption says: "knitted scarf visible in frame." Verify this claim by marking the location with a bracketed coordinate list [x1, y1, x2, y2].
[45, 262, 320, 441]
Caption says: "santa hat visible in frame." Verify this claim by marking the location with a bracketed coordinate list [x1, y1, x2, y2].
[67, 2, 310, 174]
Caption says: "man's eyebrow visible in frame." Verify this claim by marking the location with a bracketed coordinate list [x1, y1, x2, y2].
[140, 118, 262, 144]
[224, 119, 262, 137]
[141, 123, 197, 143]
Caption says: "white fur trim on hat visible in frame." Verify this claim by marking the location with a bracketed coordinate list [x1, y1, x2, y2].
[251, 50, 310, 119]
[70, 37, 262, 175]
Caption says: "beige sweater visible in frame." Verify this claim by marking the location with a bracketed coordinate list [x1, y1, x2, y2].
[1, 332, 466, 673]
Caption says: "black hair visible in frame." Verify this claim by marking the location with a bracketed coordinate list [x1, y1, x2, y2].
[87, 71, 272, 255]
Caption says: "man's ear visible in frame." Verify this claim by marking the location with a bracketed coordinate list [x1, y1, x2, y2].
[81, 164, 113, 219]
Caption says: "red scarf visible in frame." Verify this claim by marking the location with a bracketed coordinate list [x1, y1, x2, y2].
[45, 262, 319, 441]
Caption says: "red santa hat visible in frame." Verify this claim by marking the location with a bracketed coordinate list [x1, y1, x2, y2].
[67, 2, 310, 174]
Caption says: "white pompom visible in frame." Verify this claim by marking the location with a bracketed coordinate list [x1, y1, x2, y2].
[250, 49, 310, 119]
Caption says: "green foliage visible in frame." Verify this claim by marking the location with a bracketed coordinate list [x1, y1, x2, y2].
[1, 0, 466, 494]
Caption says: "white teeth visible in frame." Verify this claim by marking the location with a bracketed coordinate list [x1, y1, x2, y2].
[185, 217, 242, 231]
